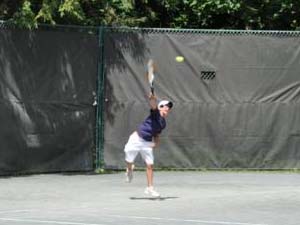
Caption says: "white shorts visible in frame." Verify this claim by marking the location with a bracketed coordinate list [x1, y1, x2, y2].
[124, 131, 154, 165]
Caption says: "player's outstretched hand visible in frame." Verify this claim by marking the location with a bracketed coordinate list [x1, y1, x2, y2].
[148, 92, 156, 100]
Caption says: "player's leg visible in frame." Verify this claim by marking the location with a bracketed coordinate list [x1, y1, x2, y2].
[141, 148, 160, 197]
[124, 132, 140, 182]
[125, 160, 135, 183]
[124, 149, 138, 183]
[146, 164, 153, 187]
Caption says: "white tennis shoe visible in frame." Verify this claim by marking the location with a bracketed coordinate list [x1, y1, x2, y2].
[144, 186, 160, 197]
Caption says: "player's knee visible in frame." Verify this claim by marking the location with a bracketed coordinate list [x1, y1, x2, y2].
[146, 164, 153, 170]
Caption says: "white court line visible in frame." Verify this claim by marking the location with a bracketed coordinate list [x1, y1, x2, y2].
[0, 215, 269, 225]
[0, 210, 34, 214]
[0, 218, 106, 225]
[197, 189, 300, 199]
[107, 215, 269, 225]
[0, 216, 267, 225]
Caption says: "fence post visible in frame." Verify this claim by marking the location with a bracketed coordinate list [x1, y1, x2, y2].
[95, 26, 105, 170]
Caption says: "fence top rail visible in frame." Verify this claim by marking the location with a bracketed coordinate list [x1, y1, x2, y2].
[1, 20, 300, 36]
[104, 26, 300, 36]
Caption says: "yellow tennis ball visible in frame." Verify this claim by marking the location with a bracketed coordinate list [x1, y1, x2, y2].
[175, 56, 184, 62]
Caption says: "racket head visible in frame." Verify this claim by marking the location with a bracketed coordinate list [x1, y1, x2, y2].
[148, 72, 154, 87]
[146, 59, 157, 89]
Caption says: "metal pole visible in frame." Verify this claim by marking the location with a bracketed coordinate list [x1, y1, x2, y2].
[95, 26, 105, 170]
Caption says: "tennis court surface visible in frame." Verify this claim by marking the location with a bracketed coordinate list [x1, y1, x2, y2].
[0, 171, 299, 225]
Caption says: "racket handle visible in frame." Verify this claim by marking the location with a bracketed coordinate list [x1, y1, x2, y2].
[151, 87, 154, 95]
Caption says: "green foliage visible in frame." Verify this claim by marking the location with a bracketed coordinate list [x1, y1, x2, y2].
[173, 0, 242, 28]
[35, 0, 59, 25]
[239, 0, 300, 30]
[1, 0, 300, 30]
[12, 0, 37, 29]
[58, 0, 85, 23]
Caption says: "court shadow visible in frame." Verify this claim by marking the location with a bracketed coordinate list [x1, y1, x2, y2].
[130, 196, 179, 201]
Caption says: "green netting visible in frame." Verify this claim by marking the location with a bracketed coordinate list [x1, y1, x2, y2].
[101, 26, 300, 169]
[2, 22, 300, 171]
[0, 24, 97, 174]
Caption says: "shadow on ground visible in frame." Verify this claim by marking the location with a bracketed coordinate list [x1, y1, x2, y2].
[130, 196, 179, 201]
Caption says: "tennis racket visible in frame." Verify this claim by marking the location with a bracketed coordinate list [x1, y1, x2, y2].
[146, 59, 156, 95]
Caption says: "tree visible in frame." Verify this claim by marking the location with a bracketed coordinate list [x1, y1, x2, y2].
[1, 0, 300, 30]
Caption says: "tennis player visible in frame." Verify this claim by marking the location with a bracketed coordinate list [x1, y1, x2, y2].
[124, 93, 173, 197]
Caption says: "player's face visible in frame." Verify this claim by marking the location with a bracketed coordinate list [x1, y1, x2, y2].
[159, 105, 171, 117]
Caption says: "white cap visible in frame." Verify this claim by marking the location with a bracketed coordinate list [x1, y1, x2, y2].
[158, 100, 173, 109]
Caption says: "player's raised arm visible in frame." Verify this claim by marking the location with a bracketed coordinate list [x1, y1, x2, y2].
[149, 93, 157, 110]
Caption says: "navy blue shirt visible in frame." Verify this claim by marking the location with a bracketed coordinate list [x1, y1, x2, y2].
[137, 109, 166, 141]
